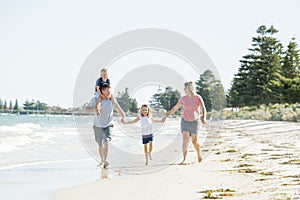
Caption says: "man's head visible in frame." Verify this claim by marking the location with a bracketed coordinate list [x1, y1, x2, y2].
[101, 83, 111, 98]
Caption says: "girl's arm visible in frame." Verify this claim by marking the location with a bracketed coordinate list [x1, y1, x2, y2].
[152, 117, 164, 123]
[122, 116, 140, 124]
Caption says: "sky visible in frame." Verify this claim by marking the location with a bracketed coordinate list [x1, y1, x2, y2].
[1, 0, 300, 108]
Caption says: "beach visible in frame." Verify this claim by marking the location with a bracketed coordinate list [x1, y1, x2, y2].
[1, 116, 299, 200]
[55, 120, 300, 200]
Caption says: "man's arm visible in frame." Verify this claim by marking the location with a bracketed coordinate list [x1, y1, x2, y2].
[112, 98, 125, 119]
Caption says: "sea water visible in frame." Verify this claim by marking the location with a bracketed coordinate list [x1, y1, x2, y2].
[0, 114, 193, 200]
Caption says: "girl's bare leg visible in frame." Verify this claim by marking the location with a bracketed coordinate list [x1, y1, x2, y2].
[149, 141, 153, 160]
[181, 131, 190, 164]
[191, 134, 202, 162]
[144, 144, 149, 165]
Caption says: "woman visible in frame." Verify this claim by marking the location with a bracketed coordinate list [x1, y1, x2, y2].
[163, 81, 206, 164]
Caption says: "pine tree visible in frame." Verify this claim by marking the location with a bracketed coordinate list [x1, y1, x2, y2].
[4, 100, 7, 111]
[129, 98, 138, 113]
[116, 88, 130, 113]
[229, 25, 284, 107]
[0, 98, 3, 111]
[13, 99, 19, 112]
[196, 70, 226, 111]
[9, 100, 13, 111]
[281, 38, 300, 103]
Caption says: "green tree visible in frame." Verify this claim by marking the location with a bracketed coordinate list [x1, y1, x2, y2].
[116, 88, 130, 113]
[36, 100, 48, 110]
[23, 99, 35, 110]
[229, 25, 284, 107]
[13, 99, 19, 112]
[4, 100, 7, 111]
[9, 100, 13, 111]
[129, 98, 138, 113]
[149, 92, 163, 115]
[150, 86, 181, 114]
[281, 38, 300, 103]
[0, 98, 3, 111]
[196, 70, 226, 111]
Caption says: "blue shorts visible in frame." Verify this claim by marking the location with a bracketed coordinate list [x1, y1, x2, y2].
[142, 134, 153, 144]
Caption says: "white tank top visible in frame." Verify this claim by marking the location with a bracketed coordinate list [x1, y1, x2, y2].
[139, 115, 153, 136]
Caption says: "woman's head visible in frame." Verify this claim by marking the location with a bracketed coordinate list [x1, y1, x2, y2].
[184, 81, 196, 95]
[101, 68, 108, 80]
[140, 104, 151, 117]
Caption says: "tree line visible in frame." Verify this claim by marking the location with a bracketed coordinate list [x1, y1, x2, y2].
[116, 70, 226, 114]
[0, 98, 49, 113]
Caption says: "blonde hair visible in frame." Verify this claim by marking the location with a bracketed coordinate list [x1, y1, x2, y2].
[184, 81, 196, 95]
[140, 104, 151, 117]
[101, 68, 108, 75]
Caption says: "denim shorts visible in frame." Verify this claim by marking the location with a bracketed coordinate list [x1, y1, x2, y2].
[93, 125, 113, 147]
[142, 134, 153, 144]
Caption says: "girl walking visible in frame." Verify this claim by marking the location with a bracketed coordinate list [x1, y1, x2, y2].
[122, 104, 164, 165]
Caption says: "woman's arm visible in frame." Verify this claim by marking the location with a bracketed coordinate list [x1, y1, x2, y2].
[163, 102, 182, 121]
[199, 96, 207, 124]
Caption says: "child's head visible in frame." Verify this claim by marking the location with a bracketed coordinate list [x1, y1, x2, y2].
[101, 68, 108, 80]
[140, 104, 151, 117]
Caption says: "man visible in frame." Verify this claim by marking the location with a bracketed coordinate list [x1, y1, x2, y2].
[93, 83, 125, 168]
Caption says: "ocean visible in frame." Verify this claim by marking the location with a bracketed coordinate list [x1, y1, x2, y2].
[0, 114, 212, 200]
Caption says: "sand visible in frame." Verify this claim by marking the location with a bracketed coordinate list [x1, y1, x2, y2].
[54, 120, 300, 200]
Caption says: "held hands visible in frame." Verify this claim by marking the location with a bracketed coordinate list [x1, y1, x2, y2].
[121, 118, 127, 124]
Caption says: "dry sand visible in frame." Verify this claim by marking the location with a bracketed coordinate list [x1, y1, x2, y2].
[55, 120, 300, 200]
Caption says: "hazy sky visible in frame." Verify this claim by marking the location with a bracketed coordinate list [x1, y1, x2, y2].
[1, 0, 300, 108]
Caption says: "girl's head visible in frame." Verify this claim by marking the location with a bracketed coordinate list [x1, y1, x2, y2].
[101, 68, 108, 80]
[184, 81, 196, 95]
[140, 104, 151, 117]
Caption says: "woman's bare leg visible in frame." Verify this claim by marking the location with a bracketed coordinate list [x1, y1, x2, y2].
[191, 134, 202, 162]
[181, 131, 190, 164]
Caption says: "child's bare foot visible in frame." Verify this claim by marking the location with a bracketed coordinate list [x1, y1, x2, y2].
[198, 157, 203, 162]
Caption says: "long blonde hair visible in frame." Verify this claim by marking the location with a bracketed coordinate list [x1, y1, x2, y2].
[184, 81, 196, 95]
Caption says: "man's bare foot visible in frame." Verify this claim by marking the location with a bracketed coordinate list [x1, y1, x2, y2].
[103, 161, 109, 168]
[198, 157, 203, 162]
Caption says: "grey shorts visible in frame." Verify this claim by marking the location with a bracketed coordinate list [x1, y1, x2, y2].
[181, 118, 199, 135]
[93, 125, 113, 147]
